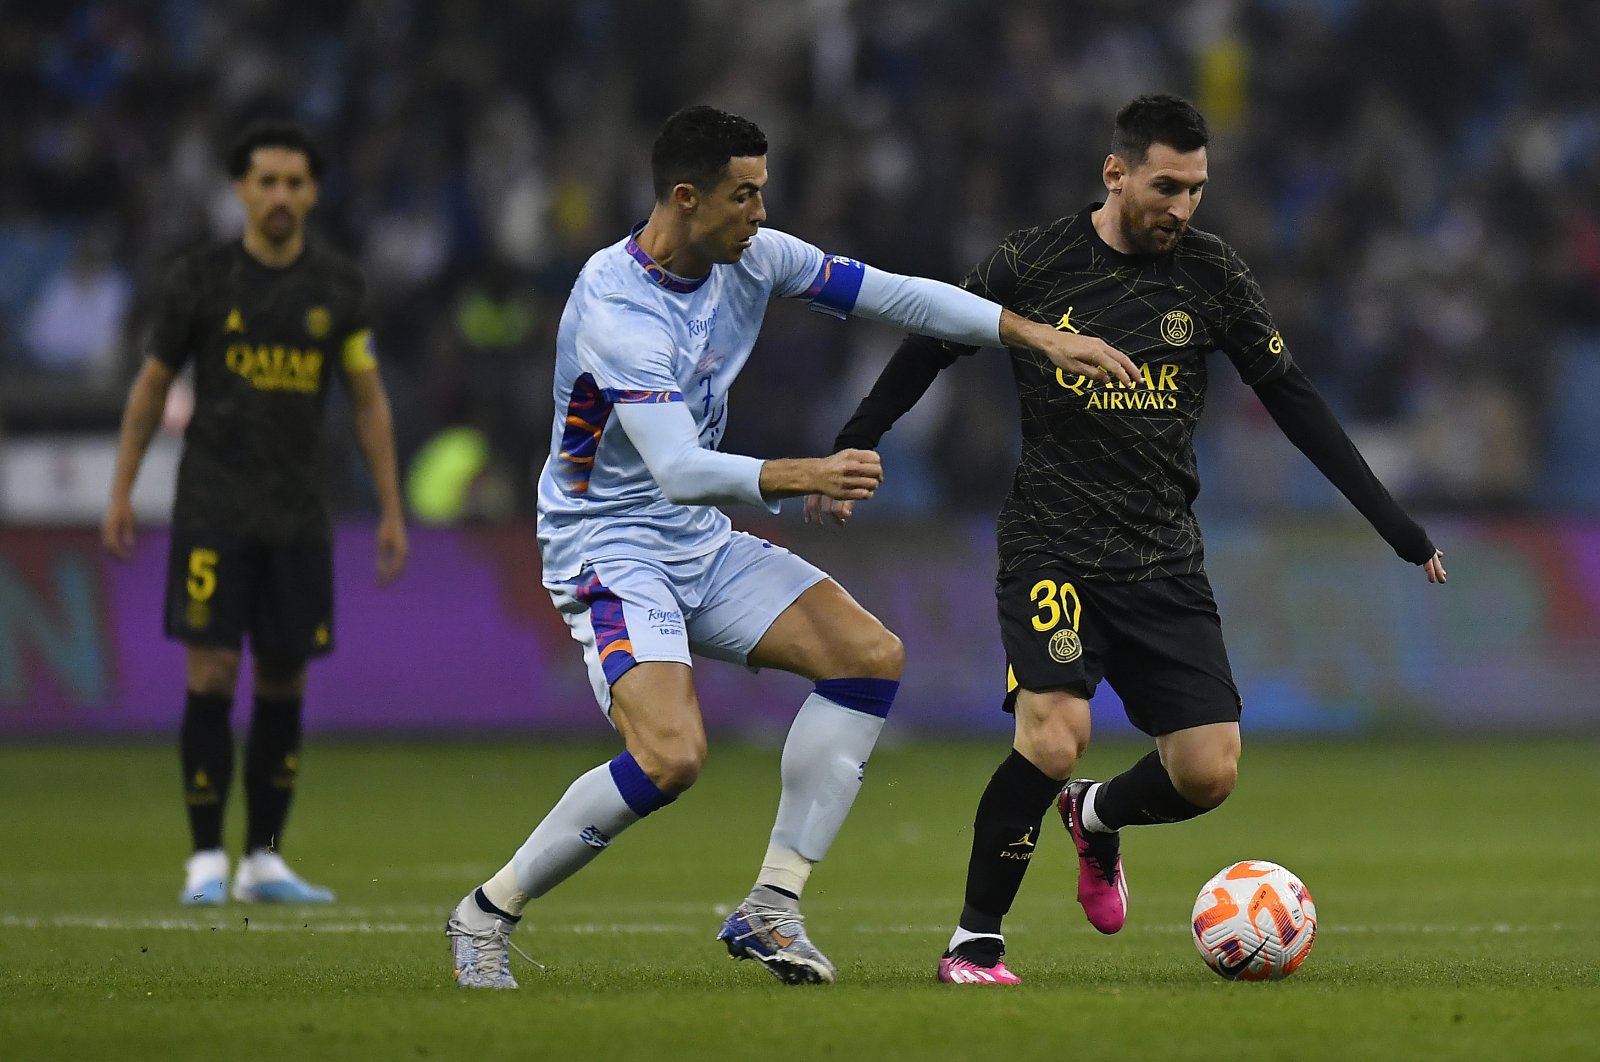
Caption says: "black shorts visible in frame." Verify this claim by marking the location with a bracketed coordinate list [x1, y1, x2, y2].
[997, 566, 1240, 736]
[163, 529, 334, 661]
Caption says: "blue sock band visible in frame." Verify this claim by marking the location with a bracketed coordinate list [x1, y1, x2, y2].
[608, 751, 676, 817]
[473, 887, 520, 923]
[814, 677, 900, 719]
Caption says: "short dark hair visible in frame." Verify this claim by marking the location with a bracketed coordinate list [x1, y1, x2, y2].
[1110, 94, 1210, 168]
[225, 121, 325, 180]
[651, 105, 767, 201]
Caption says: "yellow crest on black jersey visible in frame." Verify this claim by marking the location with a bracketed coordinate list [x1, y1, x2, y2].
[1160, 309, 1193, 346]
[305, 306, 332, 338]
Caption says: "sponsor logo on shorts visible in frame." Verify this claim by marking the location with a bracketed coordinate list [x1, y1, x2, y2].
[1048, 628, 1082, 664]
[648, 607, 684, 636]
[578, 825, 612, 849]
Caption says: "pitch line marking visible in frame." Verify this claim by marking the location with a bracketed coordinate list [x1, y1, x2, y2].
[0, 915, 1581, 937]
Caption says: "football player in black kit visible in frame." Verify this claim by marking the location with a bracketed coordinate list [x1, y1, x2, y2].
[104, 122, 408, 906]
[809, 94, 1447, 985]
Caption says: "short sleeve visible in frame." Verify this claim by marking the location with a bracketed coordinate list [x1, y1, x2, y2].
[340, 272, 377, 374]
[1218, 247, 1292, 386]
[576, 301, 684, 401]
[750, 228, 828, 299]
[145, 256, 201, 371]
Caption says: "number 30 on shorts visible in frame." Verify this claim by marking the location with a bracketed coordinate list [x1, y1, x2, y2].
[1030, 578, 1084, 663]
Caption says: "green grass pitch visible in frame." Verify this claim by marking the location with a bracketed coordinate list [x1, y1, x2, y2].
[3, 737, 1597, 1060]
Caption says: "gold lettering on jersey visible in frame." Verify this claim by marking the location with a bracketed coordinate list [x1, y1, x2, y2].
[1056, 361, 1181, 411]
[224, 343, 325, 393]
[305, 306, 332, 338]
[1160, 310, 1193, 346]
[1085, 389, 1179, 411]
[1268, 331, 1284, 355]
[224, 308, 246, 333]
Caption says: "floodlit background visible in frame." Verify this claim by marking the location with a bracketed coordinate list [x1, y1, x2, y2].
[2, 0, 1598, 735]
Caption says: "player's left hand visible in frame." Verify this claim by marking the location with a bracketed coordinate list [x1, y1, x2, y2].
[1423, 549, 1446, 584]
[376, 513, 409, 587]
[803, 494, 855, 526]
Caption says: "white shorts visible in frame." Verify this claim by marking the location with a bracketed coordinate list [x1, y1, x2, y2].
[546, 531, 829, 713]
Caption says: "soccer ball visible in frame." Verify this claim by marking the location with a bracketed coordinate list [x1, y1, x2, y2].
[1190, 860, 1317, 981]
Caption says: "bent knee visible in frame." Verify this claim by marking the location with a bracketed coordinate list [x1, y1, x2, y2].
[1172, 761, 1238, 809]
[844, 626, 904, 680]
[636, 741, 706, 796]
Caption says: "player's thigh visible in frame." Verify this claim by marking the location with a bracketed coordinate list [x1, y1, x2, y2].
[546, 556, 696, 718]
[744, 578, 902, 680]
[689, 532, 897, 680]
[250, 538, 334, 664]
[607, 660, 706, 790]
[1101, 572, 1242, 738]
[165, 528, 254, 653]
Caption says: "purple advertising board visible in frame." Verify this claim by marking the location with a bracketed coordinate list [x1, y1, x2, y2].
[2, 518, 1598, 735]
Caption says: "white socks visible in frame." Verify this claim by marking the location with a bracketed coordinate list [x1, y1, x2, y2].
[481, 759, 647, 915]
[767, 690, 888, 866]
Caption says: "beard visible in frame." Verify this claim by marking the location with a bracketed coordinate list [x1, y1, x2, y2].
[1121, 214, 1184, 256]
[261, 209, 296, 242]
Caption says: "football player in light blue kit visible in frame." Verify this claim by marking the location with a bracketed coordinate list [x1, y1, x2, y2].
[447, 105, 1137, 987]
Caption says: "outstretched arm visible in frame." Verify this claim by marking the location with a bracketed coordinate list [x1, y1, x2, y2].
[1252, 363, 1445, 582]
[841, 266, 1137, 384]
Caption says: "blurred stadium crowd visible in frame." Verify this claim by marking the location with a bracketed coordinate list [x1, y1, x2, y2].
[2, 0, 1598, 521]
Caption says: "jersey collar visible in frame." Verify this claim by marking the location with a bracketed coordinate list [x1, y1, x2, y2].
[624, 222, 709, 294]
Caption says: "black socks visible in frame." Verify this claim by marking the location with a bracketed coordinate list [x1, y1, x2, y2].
[180, 691, 234, 851]
[1092, 749, 1208, 830]
[958, 749, 1065, 935]
[243, 695, 304, 853]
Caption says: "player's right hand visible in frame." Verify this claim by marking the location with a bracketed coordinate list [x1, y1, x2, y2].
[804, 494, 856, 526]
[813, 448, 882, 502]
[102, 498, 136, 562]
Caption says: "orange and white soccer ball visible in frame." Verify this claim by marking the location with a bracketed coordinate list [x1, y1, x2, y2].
[1191, 860, 1317, 980]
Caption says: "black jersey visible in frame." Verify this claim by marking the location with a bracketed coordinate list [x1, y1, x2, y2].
[837, 205, 1435, 582]
[963, 206, 1291, 580]
[148, 241, 374, 542]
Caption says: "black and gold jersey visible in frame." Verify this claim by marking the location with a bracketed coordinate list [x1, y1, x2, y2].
[837, 205, 1435, 581]
[148, 240, 376, 542]
[967, 206, 1290, 580]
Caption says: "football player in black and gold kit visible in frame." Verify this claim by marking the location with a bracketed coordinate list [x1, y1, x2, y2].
[811, 95, 1447, 984]
[103, 123, 408, 905]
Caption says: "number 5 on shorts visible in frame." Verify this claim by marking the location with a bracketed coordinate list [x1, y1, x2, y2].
[187, 549, 218, 602]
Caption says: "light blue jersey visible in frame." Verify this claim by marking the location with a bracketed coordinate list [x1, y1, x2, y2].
[536, 223, 1005, 581]
[537, 226, 834, 579]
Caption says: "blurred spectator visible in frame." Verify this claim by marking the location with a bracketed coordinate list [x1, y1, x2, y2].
[20, 232, 131, 379]
[1, 0, 1596, 520]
